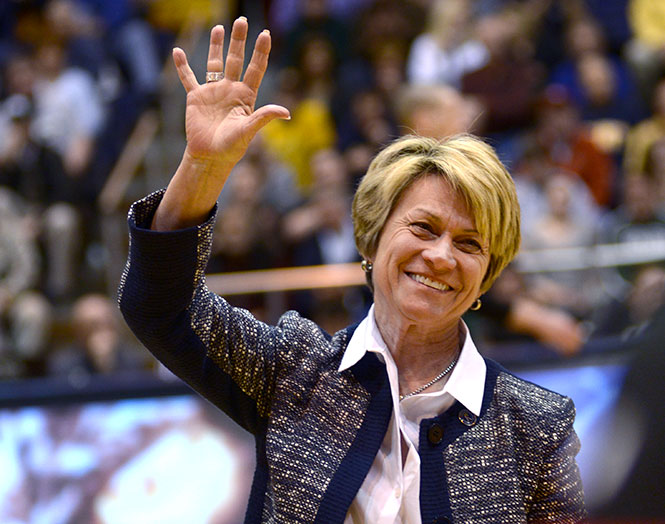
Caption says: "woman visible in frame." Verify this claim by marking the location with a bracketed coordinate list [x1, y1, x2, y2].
[118, 18, 586, 523]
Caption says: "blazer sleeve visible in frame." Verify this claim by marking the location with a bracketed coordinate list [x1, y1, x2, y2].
[117, 190, 289, 434]
[528, 397, 587, 523]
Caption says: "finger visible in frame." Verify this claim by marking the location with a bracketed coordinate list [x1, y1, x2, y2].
[245, 104, 291, 137]
[243, 29, 271, 92]
[225, 16, 248, 81]
[206, 24, 225, 73]
[172, 47, 199, 92]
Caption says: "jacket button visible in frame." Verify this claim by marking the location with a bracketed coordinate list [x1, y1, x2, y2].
[430, 517, 450, 524]
[458, 408, 477, 427]
[428, 423, 444, 444]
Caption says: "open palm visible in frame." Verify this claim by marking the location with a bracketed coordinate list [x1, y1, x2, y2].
[174, 19, 289, 167]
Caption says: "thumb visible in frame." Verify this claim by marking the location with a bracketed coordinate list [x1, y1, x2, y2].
[245, 104, 291, 137]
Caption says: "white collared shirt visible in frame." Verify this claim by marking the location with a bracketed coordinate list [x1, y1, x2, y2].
[339, 305, 486, 524]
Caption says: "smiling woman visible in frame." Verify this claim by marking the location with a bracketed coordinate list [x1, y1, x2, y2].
[352, 134, 521, 295]
[369, 175, 490, 361]
[351, 134, 521, 404]
[118, 17, 586, 524]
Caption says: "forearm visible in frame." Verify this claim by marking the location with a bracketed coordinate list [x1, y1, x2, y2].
[507, 297, 583, 356]
[151, 149, 235, 231]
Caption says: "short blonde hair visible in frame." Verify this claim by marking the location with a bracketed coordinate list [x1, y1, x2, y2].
[352, 134, 521, 293]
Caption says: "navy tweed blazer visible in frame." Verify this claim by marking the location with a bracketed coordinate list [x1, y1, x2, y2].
[118, 191, 586, 523]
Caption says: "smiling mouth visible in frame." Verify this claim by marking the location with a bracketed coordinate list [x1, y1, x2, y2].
[407, 273, 451, 292]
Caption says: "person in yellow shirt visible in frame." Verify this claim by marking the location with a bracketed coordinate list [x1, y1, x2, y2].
[626, 0, 665, 99]
[623, 77, 665, 176]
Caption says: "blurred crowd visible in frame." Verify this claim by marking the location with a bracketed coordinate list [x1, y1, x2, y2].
[2, 0, 665, 381]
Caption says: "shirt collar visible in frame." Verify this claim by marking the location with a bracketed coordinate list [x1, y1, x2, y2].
[339, 304, 486, 416]
[339, 304, 381, 371]
[443, 322, 486, 416]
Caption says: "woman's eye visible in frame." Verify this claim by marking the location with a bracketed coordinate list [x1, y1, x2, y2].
[412, 222, 433, 234]
[458, 239, 482, 252]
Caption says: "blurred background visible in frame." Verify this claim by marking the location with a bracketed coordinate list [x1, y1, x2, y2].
[0, 0, 664, 522]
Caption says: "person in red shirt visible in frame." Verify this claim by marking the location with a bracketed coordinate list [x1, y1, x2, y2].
[533, 84, 615, 208]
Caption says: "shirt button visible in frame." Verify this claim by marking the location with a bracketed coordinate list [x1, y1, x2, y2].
[428, 423, 444, 444]
[458, 408, 477, 427]
[394, 487, 401, 498]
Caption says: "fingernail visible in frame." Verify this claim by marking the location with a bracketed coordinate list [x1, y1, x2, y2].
[239, 16, 247, 21]
[263, 29, 270, 35]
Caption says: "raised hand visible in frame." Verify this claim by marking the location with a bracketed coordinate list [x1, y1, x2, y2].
[152, 18, 289, 231]
[174, 18, 290, 166]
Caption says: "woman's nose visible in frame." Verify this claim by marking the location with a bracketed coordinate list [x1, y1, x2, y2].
[423, 235, 457, 270]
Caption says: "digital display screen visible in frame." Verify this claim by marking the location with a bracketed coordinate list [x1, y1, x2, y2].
[0, 359, 630, 522]
[0, 392, 254, 524]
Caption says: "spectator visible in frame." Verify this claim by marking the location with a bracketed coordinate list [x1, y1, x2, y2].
[278, 0, 351, 70]
[521, 173, 602, 318]
[0, 93, 69, 204]
[0, 64, 84, 302]
[270, 0, 373, 38]
[593, 264, 665, 338]
[513, 138, 600, 240]
[623, 76, 665, 176]
[336, 39, 404, 151]
[550, 15, 607, 89]
[365, 40, 407, 100]
[461, 10, 544, 139]
[239, 135, 301, 215]
[643, 136, 665, 207]
[52, 0, 161, 100]
[43, 0, 164, 197]
[281, 148, 363, 331]
[531, 84, 615, 208]
[475, 266, 585, 361]
[625, 0, 665, 100]
[209, 160, 283, 275]
[261, 68, 336, 193]
[394, 83, 483, 140]
[582, 0, 631, 54]
[574, 52, 641, 157]
[337, 88, 397, 159]
[600, 172, 665, 283]
[549, 17, 645, 125]
[281, 148, 356, 267]
[406, 0, 488, 88]
[353, 0, 425, 56]
[48, 293, 147, 378]
[31, 42, 105, 179]
[294, 33, 338, 105]
[0, 187, 52, 379]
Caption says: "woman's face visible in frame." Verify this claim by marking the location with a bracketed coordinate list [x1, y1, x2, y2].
[371, 174, 490, 334]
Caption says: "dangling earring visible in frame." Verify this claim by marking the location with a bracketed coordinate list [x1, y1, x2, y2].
[361, 260, 373, 273]
[470, 298, 482, 311]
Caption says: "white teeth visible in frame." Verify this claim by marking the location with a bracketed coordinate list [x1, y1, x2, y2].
[409, 273, 450, 291]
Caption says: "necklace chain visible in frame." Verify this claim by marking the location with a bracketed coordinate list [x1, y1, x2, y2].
[399, 357, 458, 401]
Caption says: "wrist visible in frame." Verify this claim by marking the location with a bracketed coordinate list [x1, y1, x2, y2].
[182, 147, 236, 173]
[151, 152, 232, 231]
